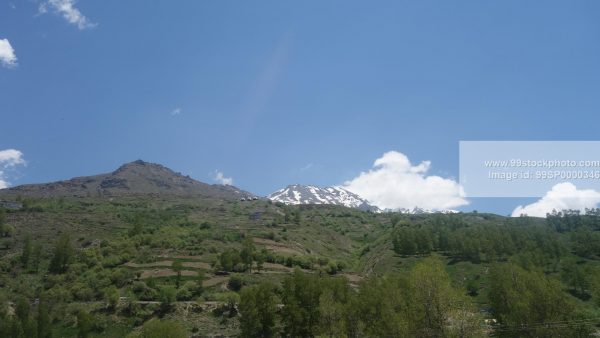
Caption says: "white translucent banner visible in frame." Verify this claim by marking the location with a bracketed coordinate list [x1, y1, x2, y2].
[459, 141, 600, 197]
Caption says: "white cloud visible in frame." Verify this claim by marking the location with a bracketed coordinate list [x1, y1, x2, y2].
[0, 39, 17, 68]
[0, 149, 25, 167]
[213, 170, 233, 185]
[512, 182, 600, 217]
[0, 149, 26, 189]
[343, 151, 468, 211]
[170, 108, 181, 116]
[39, 0, 96, 30]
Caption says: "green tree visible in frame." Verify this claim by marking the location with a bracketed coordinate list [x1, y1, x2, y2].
[15, 297, 30, 327]
[103, 286, 120, 311]
[318, 278, 349, 338]
[590, 268, 600, 307]
[0, 317, 12, 338]
[0, 223, 14, 237]
[14, 297, 37, 338]
[355, 275, 409, 337]
[76, 310, 92, 338]
[293, 211, 301, 224]
[31, 242, 42, 272]
[49, 234, 74, 274]
[37, 293, 51, 338]
[158, 286, 177, 314]
[408, 255, 482, 337]
[218, 249, 242, 272]
[195, 271, 205, 296]
[171, 261, 183, 289]
[122, 291, 140, 317]
[239, 282, 277, 338]
[561, 260, 590, 296]
[393, 227, 416, 256]
[128, 222, 143, 237]
[410, 256, 453, 335]
[9, 320, 25, 338]
[240, 237, 255, 272]
[255, 252, 265, 272]
[20, 234, 32, 269]
[281, 269, 322, 337]
[489, 263, 590, 337]
[415, 228, 433, 254]
[228, 274, 243, 292]
[570, 226, 600, 258]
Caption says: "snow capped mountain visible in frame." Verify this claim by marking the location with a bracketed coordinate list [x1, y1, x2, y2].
[267, 184, 380, 211]
[267, 184, 461, 214]
[391, 207, 459, 214]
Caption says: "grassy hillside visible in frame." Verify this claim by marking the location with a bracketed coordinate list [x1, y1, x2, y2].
[1, 193, 600, 337]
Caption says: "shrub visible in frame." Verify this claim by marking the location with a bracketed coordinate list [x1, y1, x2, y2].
[228, 275, 243, 292]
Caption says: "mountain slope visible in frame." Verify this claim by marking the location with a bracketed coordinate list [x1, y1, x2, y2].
[268, 184, 379, 211]
[0, 160, 254, 199]
[391, 206, 459, 214]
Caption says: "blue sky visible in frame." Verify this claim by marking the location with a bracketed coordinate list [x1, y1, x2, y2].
[2, 0, 600, 215]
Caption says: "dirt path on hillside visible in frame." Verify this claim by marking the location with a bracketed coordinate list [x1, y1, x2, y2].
[253, 238, 305, 255]
[202, 276, 229, 287]
[139, 269, 198, 279]
[125, 261, 211, 270]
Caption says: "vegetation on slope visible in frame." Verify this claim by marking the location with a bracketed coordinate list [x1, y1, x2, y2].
[1, 195, 600, 337]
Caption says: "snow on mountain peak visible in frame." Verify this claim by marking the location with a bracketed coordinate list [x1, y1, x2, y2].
[267, 184, 379, 211]
[267, 184, 461, 214]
